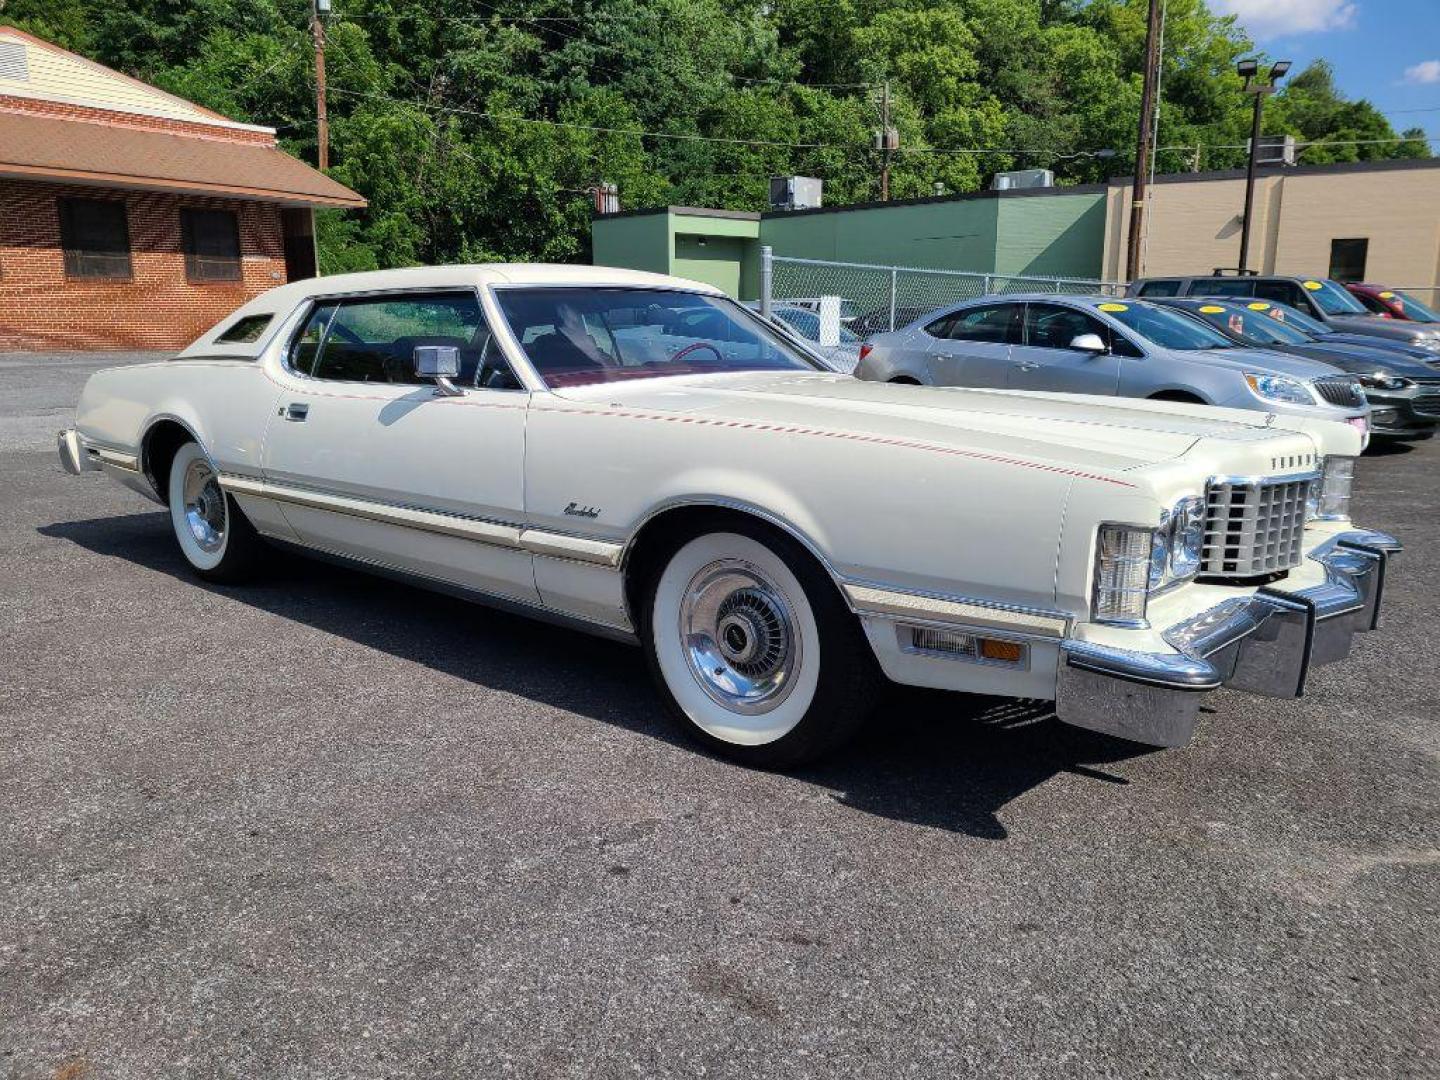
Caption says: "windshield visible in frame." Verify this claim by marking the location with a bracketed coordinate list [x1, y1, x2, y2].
[777, 308, 860, 344]
[1255, 301, 1331, 337]
[1392, 290, 1440, 323]
[1186, 303, 1312, 345]
[495, 288, 820, 388]
[1097, 301, 1235, 350]
[1306, 278, 1370, 315]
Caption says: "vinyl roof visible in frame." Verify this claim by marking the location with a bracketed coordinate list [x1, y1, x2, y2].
[0, 108, 365, 208]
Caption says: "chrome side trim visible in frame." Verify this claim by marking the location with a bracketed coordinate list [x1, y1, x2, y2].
[519, 529, 624, 567]
[845, 583, 1071, 638]
[220, 475, 625, 567]
[219, 475, 522, 549]
[94, 447, 140, 472]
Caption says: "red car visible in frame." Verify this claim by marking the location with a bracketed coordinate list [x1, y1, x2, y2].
[1345, 283, 1440, 323]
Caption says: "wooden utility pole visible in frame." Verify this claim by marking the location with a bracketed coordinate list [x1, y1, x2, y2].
[1125, 0, 1162, 282]
[312, 5, 329, 169]
[880, 81, 892, 201]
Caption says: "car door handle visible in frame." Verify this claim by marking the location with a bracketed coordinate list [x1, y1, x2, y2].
[1014, 361, 1039, 371]
[285, 402, 309, 422]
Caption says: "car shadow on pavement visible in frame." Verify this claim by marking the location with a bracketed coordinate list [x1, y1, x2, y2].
[40, 511, 1154, 839]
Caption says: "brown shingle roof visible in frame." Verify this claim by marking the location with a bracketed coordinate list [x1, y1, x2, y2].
[0, 109, 365, 208]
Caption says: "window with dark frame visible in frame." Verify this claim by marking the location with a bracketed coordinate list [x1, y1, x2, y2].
[58, 198, 132, 279]
[180, 208, 242, 282]
[1328, 238, 1369, 283]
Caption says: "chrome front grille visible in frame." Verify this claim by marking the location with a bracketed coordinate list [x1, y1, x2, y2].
[1202, 475, 1315, 577]
[1312, 376, 1364, 408]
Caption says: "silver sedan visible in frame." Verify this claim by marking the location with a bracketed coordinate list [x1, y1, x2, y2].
[853, 294, 1372, 431]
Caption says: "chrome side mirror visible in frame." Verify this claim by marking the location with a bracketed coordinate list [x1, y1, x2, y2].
[414, 345, 463, 396]
[1070, 333, 1108, 353]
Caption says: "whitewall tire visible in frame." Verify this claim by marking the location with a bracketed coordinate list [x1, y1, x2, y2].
[167, 441, 262, 582]
[642, 520, 881, 767]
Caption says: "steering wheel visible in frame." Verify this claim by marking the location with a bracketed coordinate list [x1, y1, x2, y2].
[670, 341, 724, 364]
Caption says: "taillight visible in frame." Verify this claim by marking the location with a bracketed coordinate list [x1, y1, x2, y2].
[858, 343, 873, 363]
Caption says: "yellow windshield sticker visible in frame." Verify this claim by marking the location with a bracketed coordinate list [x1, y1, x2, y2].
[1198, 305, 1226, 313]
[1379, 291, 1396, 298]
[1098, 302, 1128, 312]
[1303, 280, 1323, 290]
[1247, 302, 1270, 310]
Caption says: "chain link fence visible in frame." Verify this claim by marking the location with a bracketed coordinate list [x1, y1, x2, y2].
[760, 249, 1125, 339]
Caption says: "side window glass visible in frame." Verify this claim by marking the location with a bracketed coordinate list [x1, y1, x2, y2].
[289, 303, 337, 376]
[948, 304, 1019, 344]
[1138, 280, 1181, 297]
[923, 315, 954, 338]
[1255, 280, 1302, 308]
[1109, 330, 1144, 358]
[1024, 304, 1106, 350]
[306, 292, 519, 388]
[1205, 279, 1254, 297]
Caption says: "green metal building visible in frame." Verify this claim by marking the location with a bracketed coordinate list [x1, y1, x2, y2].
[590, 185, 1109, 299]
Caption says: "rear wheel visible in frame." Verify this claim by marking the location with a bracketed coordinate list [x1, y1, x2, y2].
[167, 441, 263, 583]
[641, 520, 881, 767]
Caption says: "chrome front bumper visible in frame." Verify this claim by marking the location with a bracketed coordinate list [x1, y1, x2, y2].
[1055, 530, 1400, 747]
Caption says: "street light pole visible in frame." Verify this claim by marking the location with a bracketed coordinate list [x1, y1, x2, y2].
[1236, 59, 1290, 274]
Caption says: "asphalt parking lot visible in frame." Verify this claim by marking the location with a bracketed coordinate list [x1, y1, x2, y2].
[2, 352, 1437, 1079]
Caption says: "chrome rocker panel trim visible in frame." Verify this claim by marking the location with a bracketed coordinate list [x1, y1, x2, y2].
[1056, 530, 1398, 748]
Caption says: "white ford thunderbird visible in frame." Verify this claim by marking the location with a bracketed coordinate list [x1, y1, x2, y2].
[59, 265, 1399, 765]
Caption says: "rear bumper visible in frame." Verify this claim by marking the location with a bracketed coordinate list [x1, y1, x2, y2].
[1055, 529, 1399, 747]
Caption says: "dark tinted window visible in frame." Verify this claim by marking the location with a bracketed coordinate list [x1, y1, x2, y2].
[216, 313, 273, 344]
[181, 209, 241, 282]
[58, 198, 132, 279]
[1328, 238, 1368, 283]
[944, 303, 1021, 344]
[292, 293, 519, 388]
[495, 288, 817, 388]
[1254, 280, 1305, 308]
[923, 315, 955, 338]
[1200, 279, 1255, 298]
[1351, 291, 1389, 315]
[1137, 280, 1182, 297]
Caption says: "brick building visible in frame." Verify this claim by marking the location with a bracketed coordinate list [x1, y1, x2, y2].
[0, 26, 365, 350]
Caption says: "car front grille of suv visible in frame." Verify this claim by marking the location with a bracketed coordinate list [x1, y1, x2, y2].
[1312, 376, 1365, 409]
[1202, 475, 1315, 577]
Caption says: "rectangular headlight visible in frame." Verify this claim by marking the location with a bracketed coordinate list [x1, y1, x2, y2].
[1092, 524, 1154, 627]
[1312, 456, 1354, 521]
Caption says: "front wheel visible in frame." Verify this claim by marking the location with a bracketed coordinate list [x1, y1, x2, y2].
[641, 522, 881, 767]
[167, 441, 263, 583]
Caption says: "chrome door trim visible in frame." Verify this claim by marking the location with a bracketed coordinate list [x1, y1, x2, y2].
[843, 582, 1073, 637]
[219, 475, 625, 566]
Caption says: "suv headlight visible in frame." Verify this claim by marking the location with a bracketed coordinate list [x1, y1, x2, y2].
[1244, 372, 1314, 406]
[1309, 455, 1354, 521]
[1093, 496, 1207, 626]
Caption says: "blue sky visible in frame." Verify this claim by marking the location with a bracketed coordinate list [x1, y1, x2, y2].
[1209, 0, 1440, 143]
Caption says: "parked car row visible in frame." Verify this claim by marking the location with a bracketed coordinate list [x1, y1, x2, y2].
[59, 263, 1402, 768]
[852, 280, 1440, 445]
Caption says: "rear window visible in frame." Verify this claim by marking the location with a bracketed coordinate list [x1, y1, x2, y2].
[1137, 280, 1182, 297]
[216, 313, 274, 344]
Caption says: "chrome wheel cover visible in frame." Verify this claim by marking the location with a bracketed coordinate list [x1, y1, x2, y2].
[181, 457, 227, 554]
[680, 559, 799, 715]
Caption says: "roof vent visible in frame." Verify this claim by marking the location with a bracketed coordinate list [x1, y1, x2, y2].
[0, 41, 29, 82]
[1250, 134, 1297, 167]
[991, 169, 1055, 191]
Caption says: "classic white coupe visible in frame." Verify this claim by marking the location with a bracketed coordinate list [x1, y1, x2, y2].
[59, 265, 1399, 765]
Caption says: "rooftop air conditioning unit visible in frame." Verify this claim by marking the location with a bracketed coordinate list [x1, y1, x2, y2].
[991, 169, 1055, 191]
[769, 175, 823, 211]
[1251, 134, 1297, 166]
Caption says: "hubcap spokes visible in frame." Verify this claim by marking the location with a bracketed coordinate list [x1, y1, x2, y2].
[182, 458, 226, 554]
[681, 560, 798, 714]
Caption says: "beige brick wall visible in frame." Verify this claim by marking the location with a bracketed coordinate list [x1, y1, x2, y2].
[1104, 167, 1440, 290]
